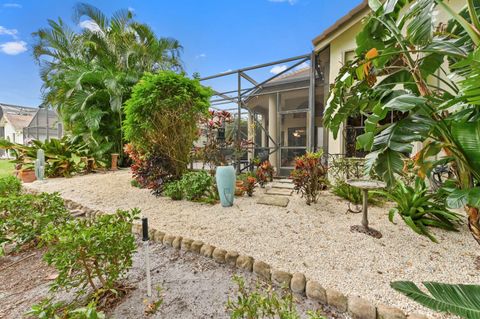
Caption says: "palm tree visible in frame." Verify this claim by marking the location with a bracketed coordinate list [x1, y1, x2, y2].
[33, 3, 183, 161]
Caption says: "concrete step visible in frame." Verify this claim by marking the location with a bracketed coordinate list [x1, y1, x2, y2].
[265, 188, 293, 196]
[271, 182, 295, 190]
[257, 195, 290, 207]
[274, 178, 294, 184]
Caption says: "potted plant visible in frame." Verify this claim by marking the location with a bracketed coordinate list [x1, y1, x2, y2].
[18, 165, 37, 183]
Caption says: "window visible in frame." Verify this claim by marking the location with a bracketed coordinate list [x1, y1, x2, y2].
[344, 111, 405, 157]
[344, 50, 356, 63]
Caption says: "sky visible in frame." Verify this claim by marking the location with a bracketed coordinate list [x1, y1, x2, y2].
[0, 0, 363, 107]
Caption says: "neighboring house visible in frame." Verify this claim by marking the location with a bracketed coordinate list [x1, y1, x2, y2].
[223, 0, 464, 175]
[0, 103, 62, 157]
[0, 103, 37, 157]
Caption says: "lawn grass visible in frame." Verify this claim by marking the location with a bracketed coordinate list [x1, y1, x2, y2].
[0, 159, 15, 178]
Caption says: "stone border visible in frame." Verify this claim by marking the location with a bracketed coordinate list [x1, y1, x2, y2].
[35, 191, 431, 319]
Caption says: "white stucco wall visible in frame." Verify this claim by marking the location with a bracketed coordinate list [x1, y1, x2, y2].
[0, 120, 24, 158]
[2, 122, 22, 144]
[324, 21, 364, 155]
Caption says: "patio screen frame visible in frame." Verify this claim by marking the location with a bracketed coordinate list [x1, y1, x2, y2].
[200, 50, 327, 175]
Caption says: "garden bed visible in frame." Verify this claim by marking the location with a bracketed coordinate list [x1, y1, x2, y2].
[25, 170, 477, 318]
[0, 239, 344, 319]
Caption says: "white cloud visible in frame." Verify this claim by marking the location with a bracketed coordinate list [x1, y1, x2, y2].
[222, 69, 233, 73]
[294, 61, 310, 70]
[128, 7, 135, 12]
[268, 0, 298, 5]
[195, 53, 207, 59]
[0, 26, 18, 38]
[0, 40, 27, 55]
[270, 64, 288, 74]
[79, 20, 102, 33]
[3, 3, 22, 8]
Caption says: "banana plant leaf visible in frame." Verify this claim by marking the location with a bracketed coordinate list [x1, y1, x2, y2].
[447, 187, 480, 209]
[436, 0, 480, 46]
[451, 120, 480, 176]
[391, 281, 480, 319]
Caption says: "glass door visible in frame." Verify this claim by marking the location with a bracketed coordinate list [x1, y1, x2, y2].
[278, 88, 309, 176]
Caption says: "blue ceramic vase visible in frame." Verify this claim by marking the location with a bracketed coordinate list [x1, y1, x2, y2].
[216, 165, 235, 207]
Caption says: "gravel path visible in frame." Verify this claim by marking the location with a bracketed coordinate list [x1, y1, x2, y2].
[26, 170, 479, 317]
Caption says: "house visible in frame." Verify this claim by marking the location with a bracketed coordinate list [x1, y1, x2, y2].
[310, 0, 464, 158]
[0, 103, 62, 157]
[0, 103, 37, 157]
[201, 0, 465, 175]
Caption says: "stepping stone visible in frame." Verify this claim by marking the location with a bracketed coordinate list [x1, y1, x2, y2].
[265, 188, 293, 196]
[275, 179, 293, 184]
[271, 182, 295, 189]
[257, 195, 290, 207]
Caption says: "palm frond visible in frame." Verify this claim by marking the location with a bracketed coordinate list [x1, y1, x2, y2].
[392, 281, 480, 319]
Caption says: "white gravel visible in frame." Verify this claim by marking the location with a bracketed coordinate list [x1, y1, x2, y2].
[26, 169, 478, 318]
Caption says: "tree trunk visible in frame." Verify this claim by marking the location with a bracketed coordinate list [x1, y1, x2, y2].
[467, 206, 480, 245]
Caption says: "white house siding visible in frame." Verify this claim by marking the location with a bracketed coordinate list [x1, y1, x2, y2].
[0, 121, 23, 158]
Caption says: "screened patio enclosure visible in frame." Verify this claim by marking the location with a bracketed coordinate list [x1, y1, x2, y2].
[23, 108, 63, 143]
[200, 47, 330, 176]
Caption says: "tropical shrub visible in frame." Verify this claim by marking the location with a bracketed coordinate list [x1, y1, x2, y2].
[0, 175, 21, 197]
[193, 110, 235, 171]
[0, 136, 103, 177]
[124, 143, 177, 195]
[332, 180, 383, 206]
[290, 152, 328, 205]
[323, 0, 480, 244]
[256, 160, 274, 187]
[237, 173, 257, 197]
[163, 170, 214, 201]
[124, 72, 212, 193]
[226, 275, 326, 319]
[180, 171, 213, 201]
[33, 3, 182, 161]
[41, 209, 139, 297]
[28, 299, 105, 319]
[376, 178, 462, 242]
[130, 179, 141, 188]
[0, 192, 70, 254]
[391, 281, 480, 319]
[163, 180, 184, 200]
[204, 180, 220, 204]
[241, 176, 257, 197]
